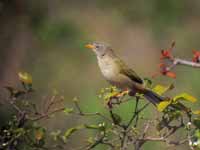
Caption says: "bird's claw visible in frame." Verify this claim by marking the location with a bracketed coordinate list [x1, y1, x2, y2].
[107, 89, 129, 109]
[115, 90, 129, 98]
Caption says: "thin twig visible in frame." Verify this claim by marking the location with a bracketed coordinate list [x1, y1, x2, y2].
[86, 132, 105, 150]
[9, 100, 23, 114]
[142, 137, 187, 146]
[134, 97, 139, 127]
[126, 102, 150, 129]
[29, 107, 65, 121]
[73, 100, 112, 122]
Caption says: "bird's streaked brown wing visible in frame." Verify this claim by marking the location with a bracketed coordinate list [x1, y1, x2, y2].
[115, 57, 143, 84]
[122, 68, 143, 84]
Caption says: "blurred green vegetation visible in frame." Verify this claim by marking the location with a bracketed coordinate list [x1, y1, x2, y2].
[0, 0, 200, 149]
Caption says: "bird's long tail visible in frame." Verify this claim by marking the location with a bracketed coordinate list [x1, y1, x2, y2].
[143, 89, 164, 105]
[142, 89, 191, 114]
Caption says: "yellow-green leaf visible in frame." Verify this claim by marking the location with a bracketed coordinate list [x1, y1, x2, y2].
[173, 93, 197, 103]
[152, 84, 174, 95]
[63, 107, 74, 115]
[87, 137, 94, 144]
[35, 128, 45, 141]
[193, 110, 200, 115]
[35, 131, 43, 141]
[62, 125, 84, 142]
[84, 123, 106, 131]
[18, 72, 32, 84]
[157, 100, 172, 112]
[63, 128, 77, 138]
[143, 78, 152, 88]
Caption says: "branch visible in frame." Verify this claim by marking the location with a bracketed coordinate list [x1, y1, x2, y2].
[126, 100, 149, 129]
[73, 100, 113, 123]
[29, 107, 65, 121]
[142, 137, 187, 146]
[155, 41, 200, 78]
[167, 58, 200, 71]
[133, 114, 186, 150]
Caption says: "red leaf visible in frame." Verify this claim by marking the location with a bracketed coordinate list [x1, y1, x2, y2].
[160, 41, 175, 60]
[165, 71, 176, 78]
[157, 63, 176, 79]
[160, 50, 172, 59]
[159, 63, 165, 67]
[192, 50, 200, 63]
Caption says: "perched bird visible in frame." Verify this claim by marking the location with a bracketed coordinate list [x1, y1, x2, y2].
[85, 42, 164, 105]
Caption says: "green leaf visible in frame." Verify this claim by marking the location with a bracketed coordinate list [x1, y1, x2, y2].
[87, 137, 94, 144]
[84, 123, 106, 131]
[18, 72, 33, 84]
[143, 78, 152, 88]
[152, 84, 174, 95]
[99, 86, 120, 102]
[62, 128, 77, 143]
[14, 128, 26, 136]
[195, 129, 200, 138]
[193, 110, 200, 115]
[193, 119, 200, 129]
[62, 125, 83, 143]
[84, 124, 101, 130]
[157, 100, 172, 112]
[63, 108, 74, 115]
[173, 93, 197, 103]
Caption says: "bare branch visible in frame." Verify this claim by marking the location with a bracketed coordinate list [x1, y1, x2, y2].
[73, 100, 113, 122]
[167, 58, 200, 71]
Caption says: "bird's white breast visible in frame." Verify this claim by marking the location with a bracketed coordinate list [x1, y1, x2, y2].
[97, 55, 137, 90]
[97, 56, 119, 80]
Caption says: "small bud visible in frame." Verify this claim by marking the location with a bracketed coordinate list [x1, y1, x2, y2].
[73, 97, 78, 102]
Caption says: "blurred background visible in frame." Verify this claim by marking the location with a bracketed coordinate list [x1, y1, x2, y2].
[0, 0, 200, 149]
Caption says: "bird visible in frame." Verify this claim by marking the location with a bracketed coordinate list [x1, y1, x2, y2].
[85, 42, 165, 105]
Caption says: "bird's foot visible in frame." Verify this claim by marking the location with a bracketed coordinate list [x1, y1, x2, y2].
[107, 89, 129, 109]
[115, 89, 129, 98]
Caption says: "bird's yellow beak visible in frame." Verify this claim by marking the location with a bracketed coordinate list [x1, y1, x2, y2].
[85, 44, 95, 49]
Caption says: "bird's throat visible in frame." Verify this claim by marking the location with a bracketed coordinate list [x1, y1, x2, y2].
[97, 55, 119, 81]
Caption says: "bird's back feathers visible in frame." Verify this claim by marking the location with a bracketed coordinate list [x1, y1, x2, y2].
[113, 56, 143, 84]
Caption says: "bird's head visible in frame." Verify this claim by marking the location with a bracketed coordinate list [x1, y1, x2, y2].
[85, 42, 112, 57]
